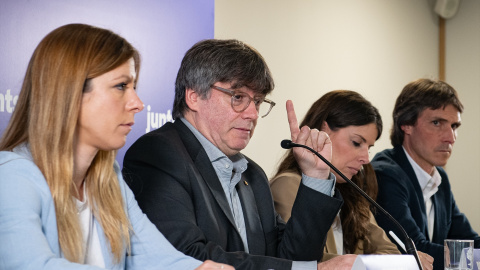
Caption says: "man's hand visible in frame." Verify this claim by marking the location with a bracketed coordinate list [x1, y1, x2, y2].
[418, 251, 434, 270]
[317, 254, 357, 270]
[287, 100, 331, 179]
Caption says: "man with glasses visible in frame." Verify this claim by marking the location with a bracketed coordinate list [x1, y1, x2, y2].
[123, 39, 355, 270]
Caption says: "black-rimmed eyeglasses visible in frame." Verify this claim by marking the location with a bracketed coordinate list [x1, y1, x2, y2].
[211, 85, 276, 118]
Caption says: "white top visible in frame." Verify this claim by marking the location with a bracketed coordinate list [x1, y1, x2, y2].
[75, 185, 105, 267]
[403, 147, 441, 241]
[331, 213, 345, 255]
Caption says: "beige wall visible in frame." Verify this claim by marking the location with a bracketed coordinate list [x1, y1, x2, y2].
[215, 0, 479, 232]
[444, 0, 480, 233]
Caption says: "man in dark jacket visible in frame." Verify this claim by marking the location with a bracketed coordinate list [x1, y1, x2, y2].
[372, 78, 480, 270]
[123, 39, 356, 270]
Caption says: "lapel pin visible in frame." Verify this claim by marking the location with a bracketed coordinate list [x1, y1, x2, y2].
[244, 180, 248, 186]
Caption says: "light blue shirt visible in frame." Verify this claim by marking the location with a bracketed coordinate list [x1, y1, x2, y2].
[181, 118, 336, 270]
[0, 144, 202, 270]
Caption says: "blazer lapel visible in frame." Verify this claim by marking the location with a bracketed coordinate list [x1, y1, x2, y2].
[174, 120, 236, 228]
[195, 151, 236, 227]
[392, 147, 429, 234]
[431, 186, 447, 243]
[236, 174, 265, 255]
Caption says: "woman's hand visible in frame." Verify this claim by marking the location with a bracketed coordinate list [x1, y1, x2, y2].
[195, 260, 234, 270]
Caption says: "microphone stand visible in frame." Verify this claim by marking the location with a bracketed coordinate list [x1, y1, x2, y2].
[281, 139, 423, 270]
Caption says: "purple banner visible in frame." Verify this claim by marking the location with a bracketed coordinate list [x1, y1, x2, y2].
[0, 0, 214, 167]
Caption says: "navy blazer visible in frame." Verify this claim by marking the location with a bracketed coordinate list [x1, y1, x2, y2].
[123, 120, 343, 270]
[371, 146, 480, 270]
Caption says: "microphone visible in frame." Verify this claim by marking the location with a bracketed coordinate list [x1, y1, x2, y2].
[281, 139, 424, 270]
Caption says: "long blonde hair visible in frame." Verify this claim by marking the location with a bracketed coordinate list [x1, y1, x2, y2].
[0, 24, 140, 263]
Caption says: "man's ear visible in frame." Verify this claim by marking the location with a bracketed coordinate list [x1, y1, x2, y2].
[185, 88, 199, 112]
[401, 125, 413, 135]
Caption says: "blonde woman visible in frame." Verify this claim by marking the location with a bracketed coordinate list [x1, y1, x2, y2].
[0, 23, 232, 270]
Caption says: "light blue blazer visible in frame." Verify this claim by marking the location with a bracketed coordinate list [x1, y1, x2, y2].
[0, 144, 202, 270]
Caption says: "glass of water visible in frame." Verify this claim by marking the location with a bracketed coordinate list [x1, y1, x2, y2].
[444, 239, 474, 270]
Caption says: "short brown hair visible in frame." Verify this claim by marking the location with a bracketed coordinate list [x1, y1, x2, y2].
[173, 39, 274, 119]
[390, 78, 463, 146]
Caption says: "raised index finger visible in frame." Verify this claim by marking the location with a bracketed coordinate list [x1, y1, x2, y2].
[286, 100, 300, 142]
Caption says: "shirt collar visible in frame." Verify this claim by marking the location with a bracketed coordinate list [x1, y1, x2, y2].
[402, 146, 441, 200]
[180, 117, 248, 167]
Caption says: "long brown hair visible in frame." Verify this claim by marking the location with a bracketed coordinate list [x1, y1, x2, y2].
[0, 24, 140, 263]
[274, 90, 382, 254]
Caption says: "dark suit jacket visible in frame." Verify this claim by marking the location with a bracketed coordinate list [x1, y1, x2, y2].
[371, 146, 480, 270]
[123, 120, 343, 270]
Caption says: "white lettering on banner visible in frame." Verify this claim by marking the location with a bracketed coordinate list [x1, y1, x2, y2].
[0, 89, 19, 113]
[145, 105, 173, 133]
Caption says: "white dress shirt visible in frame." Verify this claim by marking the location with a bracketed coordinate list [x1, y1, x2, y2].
[403, 147, 442, 241]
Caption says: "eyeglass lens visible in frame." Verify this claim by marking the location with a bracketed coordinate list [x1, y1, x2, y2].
[231, 92, 272, 117]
